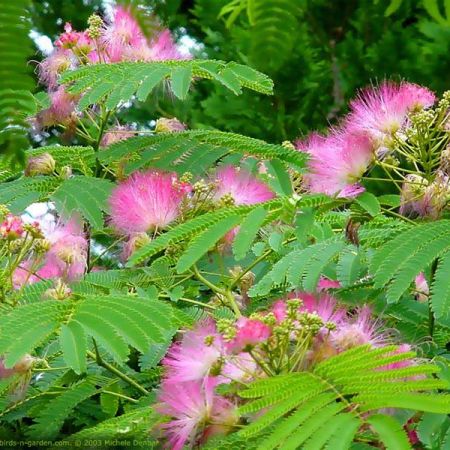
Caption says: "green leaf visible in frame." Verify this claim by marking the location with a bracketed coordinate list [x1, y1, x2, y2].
[59, 321, 87, 374]
[176, 214, 242, 273]
[51, 176, 114, 229]
[171, 65, 192, 99]
[266, 159, 292, 196]
[431, 251, 450, 318]
[366, 414, 411, 450]
[233, 206, 268, 261]
[355, 192, 381, 217]
[385, 0, 404, 16]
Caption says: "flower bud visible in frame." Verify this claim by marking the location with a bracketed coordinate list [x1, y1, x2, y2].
[33, 239, 51, 254]
[25, 153, 56, 176]
[87, 13, 104, 39]
[44, 279, 72, 301]
[59, 166, 72, 179]
[13, 354, 34, 373]
[155, 118, 186, 133]
[122, 232, 151, 261]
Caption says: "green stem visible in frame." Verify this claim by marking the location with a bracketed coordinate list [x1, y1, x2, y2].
[429, 259, 438, 338]
[87, 349, 149, 396]
[101, 390, 139, 404]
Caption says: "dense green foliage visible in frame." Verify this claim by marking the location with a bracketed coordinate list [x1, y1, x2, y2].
[1, 1, 450, 449]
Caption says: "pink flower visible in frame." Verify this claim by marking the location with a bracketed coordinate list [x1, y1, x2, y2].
[39, 87, 78, 127]
[378, 344, 413, 371]
[37, 219, 87, 282]
[297, 131, 373, 198]
[415, 273, 429, 302]
[108, 170, 189, 234]
[100, 125, 135, 147]
[226, 317, 271, 353]
[157, 377, 237, 450]
[400, 173, 449, 219]
[330, 305, 387, 351]
[163, 321, 224, 382]
[149, 29, 190, 61]
[102, 7, 148, 62]
[347, 81, 435, 150]
[14, 218, 88, 288]
[272, 300, 287, 322]
[0, 215, 24, 240]
[121, 232, 151, 261]
[317, 277, 341, 291]
[214, 166, 275, 205]
[155, 117, 187, 133]
[38, 49, 74, 89]
[299, 293, 347, 325]
[55, 23, 93, 55]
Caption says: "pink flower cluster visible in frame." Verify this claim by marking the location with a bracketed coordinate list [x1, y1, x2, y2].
[297, 82, 436, 198]
[109, 166, 274, 259]
[13, 219, 88, 288]
[157, 319, 253, 449]
[38, 6, 190, 127]
[0, 214, 24, 240]
[157, 286, 413, 448]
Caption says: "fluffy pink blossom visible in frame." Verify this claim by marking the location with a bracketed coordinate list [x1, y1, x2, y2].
[149, 29, 190, 61]
[100, 125, 135, 147]
[400, 172, 449, 219]
[102, 6, 148, 62]
[226, 317, 271, 353]
[297, 131, 373, 198]
[38, 49, 73, 89]
[157, 377, 237, 450]
[38, 219, 87, 281]
[163, 321, 224, 382]
[39, 87, 78, 127]
[330, 305, 387, 351]
[299, 293, 347, 325]
[214, 166, 275, 205]
[347, 81, 435, 149]
[0, 215, 24, 240]
[109, 170, 189, 234]
[14, 219, 87, 288]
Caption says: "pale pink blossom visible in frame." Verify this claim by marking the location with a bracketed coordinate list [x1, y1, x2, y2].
[157, 377, 237, 450]
[415, 273, 429, 302]
[155, 117, 186, 133]
[102, 6, 148, 62]
[163, 320, 224, 382]
[347, 81, 435, 149]
[39, 87, 78, 127]
[214, 166, 275, 205]
[226, 317, 271, 353]
[330, 305, 387, 351]
[109, 170, 189, 234]
[378, 344, 414, 371]
[13, 219, 87, 288]
[38, 49, 74, 89]
[297, 131, 373, 198]
[149, 29, 190, 61]
[100, 125, 135, 147]
[37, 219, 87, 282]
[299, 292, 347, 325]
